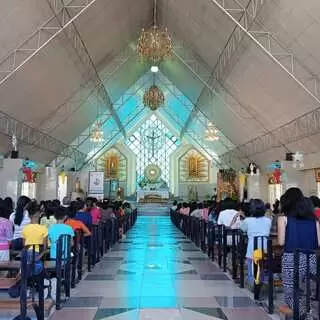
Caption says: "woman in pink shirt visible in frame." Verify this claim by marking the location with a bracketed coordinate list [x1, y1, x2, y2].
[87, 198, 101, 225]
[201, 202, 209, 221]
[0, 210, 13, 261]
[179, 203, 190, 216]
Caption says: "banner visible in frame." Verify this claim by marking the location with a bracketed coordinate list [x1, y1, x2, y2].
[89, 171, 104, 194]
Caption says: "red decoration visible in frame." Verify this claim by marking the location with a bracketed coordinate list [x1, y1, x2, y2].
[23, 167, 33, 183]
[273, 168, 281, 184]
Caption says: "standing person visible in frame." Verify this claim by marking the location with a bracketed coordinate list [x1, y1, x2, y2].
[0, 208, 13, 261]
[9, 196, 31, 250]
[278, 188, 320, 317]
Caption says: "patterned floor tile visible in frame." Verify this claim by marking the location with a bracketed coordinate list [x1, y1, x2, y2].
[94, 308, 136, 319]
[140, 296, 178, 308]
[222, 308, 273, 320]
[64, 297, 103, 308]
[49, 308, 98, 320]
[215, 296, 257, 308]
[184, 307, 227, 319]
[200, 274, 230, 281]
[100, 297, 140, 308]
[85, 274, 116, 280]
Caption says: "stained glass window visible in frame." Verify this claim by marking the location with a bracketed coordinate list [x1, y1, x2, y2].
[126, 114, 180, 187]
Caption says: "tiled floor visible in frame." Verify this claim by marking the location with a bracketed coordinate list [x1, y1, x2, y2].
[49, 214, 276, 320]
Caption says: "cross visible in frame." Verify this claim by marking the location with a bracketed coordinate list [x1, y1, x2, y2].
[146, 129, 160, 157]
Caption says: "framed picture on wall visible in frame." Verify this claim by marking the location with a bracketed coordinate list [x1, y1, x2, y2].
[89, 171, 104, 194]
[315, 169, 320, 183]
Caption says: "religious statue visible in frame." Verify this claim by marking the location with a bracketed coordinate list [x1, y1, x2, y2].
[75, 177, 81, 193]
[22, 159, 34, 183]
[12, 134, 18, 151]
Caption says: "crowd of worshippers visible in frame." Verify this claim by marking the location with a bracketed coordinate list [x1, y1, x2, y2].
[171, 187, 320, 313]
[0, 196, 134, 263]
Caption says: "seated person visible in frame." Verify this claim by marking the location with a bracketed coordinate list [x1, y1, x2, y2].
[239, 199, 271, 284]
[40, 203, 57, 229]
[74, 200, 92, 228]
[218, 198, 240, 229]
[171, 200, 178, 211]
[0, 207, 13, 262]
[179, 203, 190, 216]
[21, 202, 48, 274]
[190, 203, 203, 218]
[100, 201, 115, 221]
[87, 198, 101, 225]
[10, 196, 31, 250]
[65, 206, 91, 237]
[48, 207, 74, 260]
[123, 202, 132, 216]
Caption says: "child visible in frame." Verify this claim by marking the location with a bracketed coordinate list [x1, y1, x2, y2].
[22, 202, 48, 251]
[21, 202, 48, 275]
[48, 207, 74, 260]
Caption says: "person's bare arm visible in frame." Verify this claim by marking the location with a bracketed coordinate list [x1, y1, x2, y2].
[277, 216, 286, 246]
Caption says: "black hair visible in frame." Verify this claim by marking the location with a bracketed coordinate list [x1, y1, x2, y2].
[197, 203, 204, 209]
[14, 196, 31, 225]
[220, 198, 238, 211]
[74, 199, 85, 212]
[54, 206, 67, 220]
[250, 199, 266, 218]
[172, 200, 177, 205]
[265, 203, 271, 210]
[28, 201, 41, 218]
[310, 196, 320, 209]
[281, 187, 314, 220]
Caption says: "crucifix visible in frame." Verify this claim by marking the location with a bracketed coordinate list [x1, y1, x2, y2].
[146, 129, 160, 157]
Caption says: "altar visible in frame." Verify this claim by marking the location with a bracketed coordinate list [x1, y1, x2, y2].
[137, 189, 169, 202]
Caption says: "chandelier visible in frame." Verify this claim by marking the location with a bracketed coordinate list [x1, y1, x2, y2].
[205, 123, 219, 141]
[90, 122, 104, 143]
[137, 0, 172, 64]
[143, 84, 165, 111]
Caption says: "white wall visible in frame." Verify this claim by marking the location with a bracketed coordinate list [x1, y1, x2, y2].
[38, 167, 58, 200]
[0, 159, 23, 204]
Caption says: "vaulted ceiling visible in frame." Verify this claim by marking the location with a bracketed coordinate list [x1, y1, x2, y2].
[1, 0, 320, 171]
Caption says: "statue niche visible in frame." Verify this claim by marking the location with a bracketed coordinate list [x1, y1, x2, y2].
[188, 156, 199, 178]
[105, 155, 119, 179]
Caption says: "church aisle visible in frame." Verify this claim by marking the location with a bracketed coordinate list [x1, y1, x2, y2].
[49, 215, 274, 320]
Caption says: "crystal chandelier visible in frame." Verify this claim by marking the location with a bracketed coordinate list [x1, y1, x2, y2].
[143, 84, 165, 111]
[90, 121, 104, 143]
[205, 122, 219, 141]
[137, 0, 172, 64]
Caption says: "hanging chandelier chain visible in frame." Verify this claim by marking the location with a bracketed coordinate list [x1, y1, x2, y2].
[153, 0, 157, 27]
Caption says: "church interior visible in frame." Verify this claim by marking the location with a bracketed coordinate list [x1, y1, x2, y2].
[0, 0, 320, 319]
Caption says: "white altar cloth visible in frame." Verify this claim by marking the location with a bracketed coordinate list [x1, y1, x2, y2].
[137, 190, 169, 201]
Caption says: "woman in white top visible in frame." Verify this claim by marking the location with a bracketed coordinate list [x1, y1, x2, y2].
[9, 196, 31, 250]
[239, 199, 271, 284]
